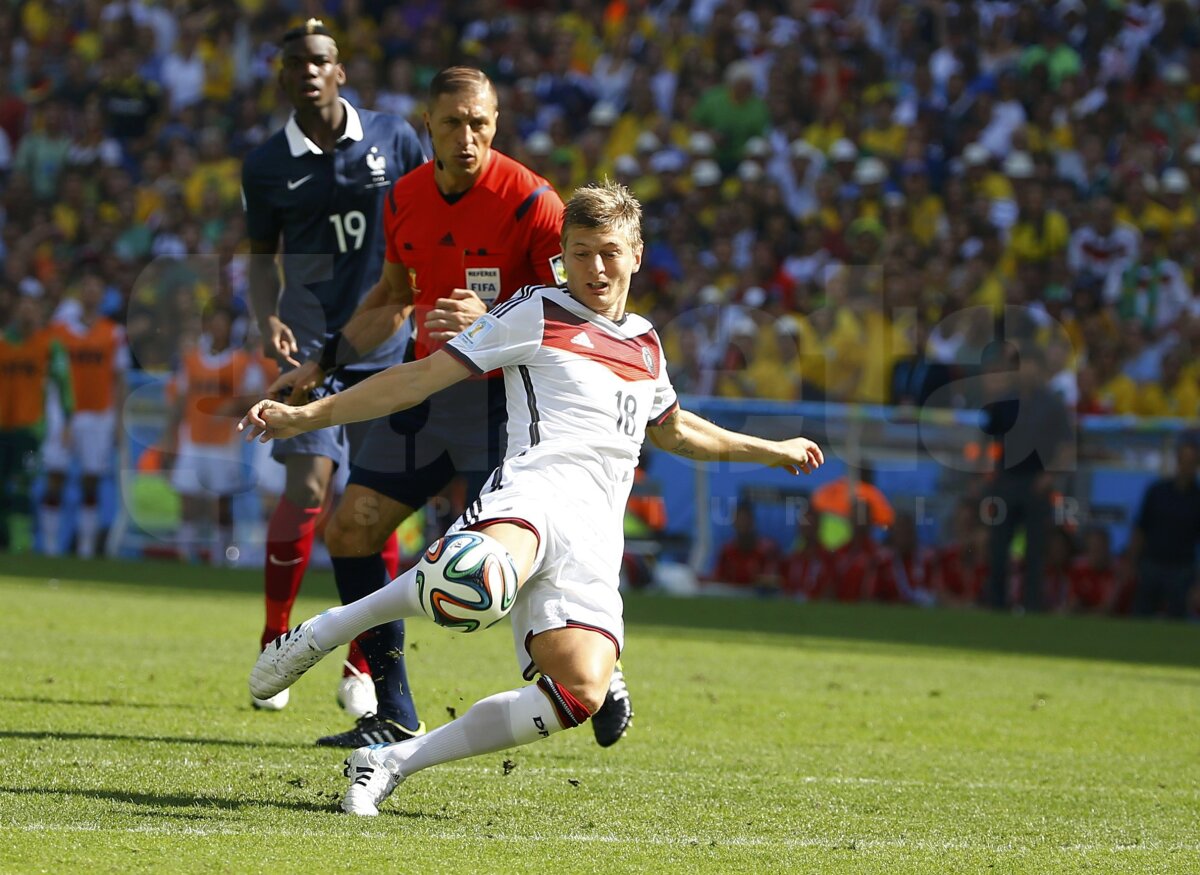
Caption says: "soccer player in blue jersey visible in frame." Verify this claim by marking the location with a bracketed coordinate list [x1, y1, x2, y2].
[240, 20, 425, 723]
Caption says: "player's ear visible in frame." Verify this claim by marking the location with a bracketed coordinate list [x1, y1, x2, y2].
[335, 63, 346, 86]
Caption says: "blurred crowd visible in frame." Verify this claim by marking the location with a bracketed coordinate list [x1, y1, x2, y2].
[0, 1, 1197, 603]
[1, 0, 1200, 412]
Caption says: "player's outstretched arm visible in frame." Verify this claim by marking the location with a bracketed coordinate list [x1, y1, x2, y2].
[240, 350, 469, 443]
[276, 259, 416, 403]
[646, 408, 825, 475]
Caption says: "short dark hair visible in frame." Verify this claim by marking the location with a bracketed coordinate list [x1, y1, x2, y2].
[429, 66, 496, 104]
[282, 18, 335, 46]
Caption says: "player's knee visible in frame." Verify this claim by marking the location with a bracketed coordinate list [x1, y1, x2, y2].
[323, 509, 380, 556]
[416, 532, 519, 633]
[537, 674, 603, 725]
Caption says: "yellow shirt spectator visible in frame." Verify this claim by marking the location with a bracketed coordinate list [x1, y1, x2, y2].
[861, 123, 907, 161]
[855, 309, 915, 404]
[908, 194, 946, 247]
[1007, 209, 1070, 265]
[1098, 373, 1139, 415]
[1115, 201, 1174, 237]
[1138, 378, 1200, 418]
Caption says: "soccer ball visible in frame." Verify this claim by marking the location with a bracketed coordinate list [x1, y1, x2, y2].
[416, 531, 519, 633]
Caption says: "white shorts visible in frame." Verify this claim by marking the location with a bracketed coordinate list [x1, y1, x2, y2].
[42, 410, 117, 475]
[446, 456, 625, 680]
[171, 438, 253, 497]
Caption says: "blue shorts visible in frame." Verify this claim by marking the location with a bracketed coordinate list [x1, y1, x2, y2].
[269, 369, 380, 469]
[349, 377, 507, 509]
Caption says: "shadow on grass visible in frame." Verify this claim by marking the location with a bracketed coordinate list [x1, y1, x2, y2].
[0, 784, 335, 815]
[0, 729, 306, 750]
[0, 695, 202, 710]
[622, 593, 1200, 670]
[4, 555, 1197, 670]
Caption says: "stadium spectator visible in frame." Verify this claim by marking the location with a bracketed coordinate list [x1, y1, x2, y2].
[712, 502, 780, 590]
[1130, 431, 1200, 619]
[1066, 528, 1119, 615]
[979, 344, 1075, 612]
[240, 21, 425, 717]
[877, 511, 937, 606]
[930, 497, 987, 608]
[0, 290, 73, 553]
[778, 508, 833, 602]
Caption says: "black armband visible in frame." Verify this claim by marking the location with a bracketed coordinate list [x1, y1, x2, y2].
[317, 331, 359, 375]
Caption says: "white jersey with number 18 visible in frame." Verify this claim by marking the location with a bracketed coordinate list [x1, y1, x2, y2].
[445, 284, 679, 526]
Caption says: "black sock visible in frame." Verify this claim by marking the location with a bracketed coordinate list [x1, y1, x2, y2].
[332, 554, 420, 729]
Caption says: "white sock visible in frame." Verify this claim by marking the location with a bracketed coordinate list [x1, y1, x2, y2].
[77, 507, 98, 558]
[382, 684, 565, 777]
[310, 566, 423, 650]
[179, 522, 198, 561]
[40, 507, 61, 556]
[216, 525, 233, 563]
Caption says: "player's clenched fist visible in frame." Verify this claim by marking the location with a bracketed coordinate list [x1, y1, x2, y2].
[239, 399, 310, 442]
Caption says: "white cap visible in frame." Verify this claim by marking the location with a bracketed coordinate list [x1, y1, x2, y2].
[737, 159, 763, 182]
[1185, 142, 1200, 165]
[588, 101, 619, 126]
[725, 60, 756, 85]
[743, 136, 770, 158]
[648, 149, 685, 174]
[613, 154, 640, 177]
[18, 277, 44, 298]
[854, 156, 888, 185]
[635, 130, 661, 153]
[692, 159, 722, 187]
[790, 139, 820, 160]
[699, 285, 724, 305]
[774, 316, 801, 336]
[526, 131, 553, 156]
[830, 138, 858, 162]
[1003, 150, 1035, 179]
[1163, 63, 1189, 85]
[1161, 167, 1189, 194]
[963, 142, 990, 167]
[688, 130, 716, 156]
[743, 286, 767, 308]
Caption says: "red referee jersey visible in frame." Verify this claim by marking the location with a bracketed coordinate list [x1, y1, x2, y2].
[383, 150, 565, 361]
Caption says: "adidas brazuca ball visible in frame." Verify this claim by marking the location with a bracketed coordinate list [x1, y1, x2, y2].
[416, 531, 519, 632]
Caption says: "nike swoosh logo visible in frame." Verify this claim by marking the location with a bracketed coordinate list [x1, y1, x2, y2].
[268, 554, 305, 566]
[287, 175, 314, 190]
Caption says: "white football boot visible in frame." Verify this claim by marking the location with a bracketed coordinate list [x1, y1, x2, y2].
[337, 662, 378, 719]
[341, 744, 404, 816]
[250, 620, 332, 700]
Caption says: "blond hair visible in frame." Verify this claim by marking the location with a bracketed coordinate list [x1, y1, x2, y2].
[561, 180, 643, 250]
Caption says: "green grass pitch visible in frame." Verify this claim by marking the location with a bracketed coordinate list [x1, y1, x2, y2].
[0, 556, 1197, 874]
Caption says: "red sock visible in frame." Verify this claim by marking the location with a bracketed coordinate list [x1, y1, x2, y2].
[261, 497, 321, 648]
[343, 532, 399, 677]
[381, 531, 400, 578]
[344, 640, 371, 677]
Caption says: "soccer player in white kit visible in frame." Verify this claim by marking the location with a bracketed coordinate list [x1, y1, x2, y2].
[240, 181, 825, 815]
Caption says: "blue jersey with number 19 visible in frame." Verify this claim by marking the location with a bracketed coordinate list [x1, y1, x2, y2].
[241, 98, 425, 370]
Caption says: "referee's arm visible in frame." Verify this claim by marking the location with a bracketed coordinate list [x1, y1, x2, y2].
[333, 259, 415, 361]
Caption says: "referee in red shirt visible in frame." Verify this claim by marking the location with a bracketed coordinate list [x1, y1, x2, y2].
[277, 67, 634, 748]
